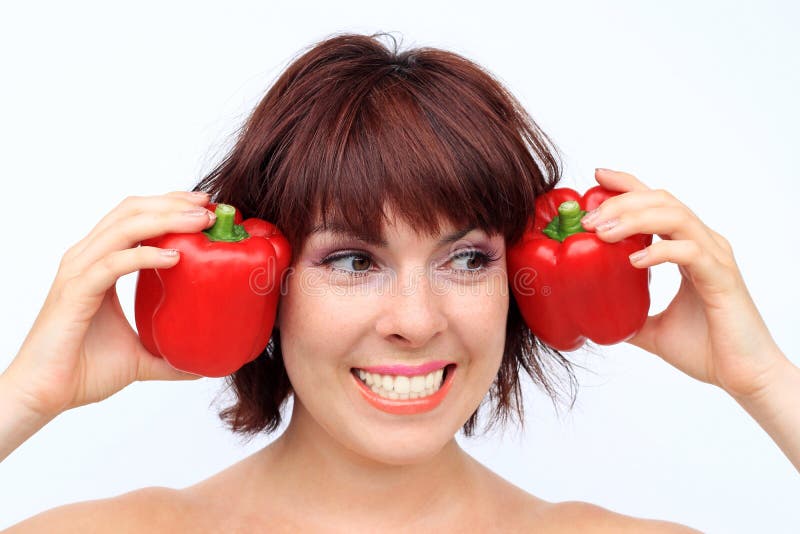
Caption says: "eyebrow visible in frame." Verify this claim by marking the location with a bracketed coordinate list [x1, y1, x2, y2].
[309, 223, 477, 248]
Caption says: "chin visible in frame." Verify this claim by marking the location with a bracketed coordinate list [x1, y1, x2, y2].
[345, 428, 457, 466]
[343, 401, 474, 466]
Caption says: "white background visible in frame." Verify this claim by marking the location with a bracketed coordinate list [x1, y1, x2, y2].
[1, 1, 798, 532]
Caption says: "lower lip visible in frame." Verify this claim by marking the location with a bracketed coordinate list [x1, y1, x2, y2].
[351, 365, 456, 415]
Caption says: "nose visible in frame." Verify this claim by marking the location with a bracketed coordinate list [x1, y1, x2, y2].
[374, 265, 448, 348]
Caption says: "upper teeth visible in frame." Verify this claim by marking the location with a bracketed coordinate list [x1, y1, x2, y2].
[356, 368, 445, 400]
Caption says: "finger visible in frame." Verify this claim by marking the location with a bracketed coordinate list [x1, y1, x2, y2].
[58, 246, 181, 320]
[588, 204, 722, 256]
[70, 191, 210, 257]
[67, 191, 211, 261]
[66, 207, 215, 275]
[581, 188, 681, 231]
[593, 168, 651, 193]
[581, 187, 732, 261]
[627, 238, 739, 294]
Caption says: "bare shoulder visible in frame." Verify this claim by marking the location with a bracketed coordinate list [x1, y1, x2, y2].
[534, 500, 702, 533]
[463, 461, 699, 533]
[1, 486, 195, 534]
[466, 459, 700, 533]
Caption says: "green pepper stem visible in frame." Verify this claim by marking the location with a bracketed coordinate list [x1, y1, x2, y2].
[203, 204, 250, 242]
[556, 200, 584, 235]
[542, 200, 587, 242]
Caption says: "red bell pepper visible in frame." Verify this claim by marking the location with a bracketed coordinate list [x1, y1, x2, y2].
[507, 186, 652, 351]
[135, 203, 291, 377]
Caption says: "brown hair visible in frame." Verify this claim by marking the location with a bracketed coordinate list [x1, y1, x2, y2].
[196, 32, 578, 440]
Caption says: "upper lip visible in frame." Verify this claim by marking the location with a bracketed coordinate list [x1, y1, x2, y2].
[354, 360, 453, 376]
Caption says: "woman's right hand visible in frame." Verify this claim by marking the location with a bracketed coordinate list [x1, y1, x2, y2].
[2, 191, 217, 420]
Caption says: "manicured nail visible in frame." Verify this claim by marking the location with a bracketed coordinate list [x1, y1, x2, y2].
[595, 218, 619, 232]
[629, 249, 647, 264]
[183, 208, 209, 216]
[581, 208, 600, 226]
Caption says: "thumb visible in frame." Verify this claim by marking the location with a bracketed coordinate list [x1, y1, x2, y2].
[136, 347, 204, 382]
[625, 313, 662, 356]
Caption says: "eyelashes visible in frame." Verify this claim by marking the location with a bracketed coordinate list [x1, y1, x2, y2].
[449, 248, 502, 274]
[317, 247, 502, 280]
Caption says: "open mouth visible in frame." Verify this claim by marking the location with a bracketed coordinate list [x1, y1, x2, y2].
[350, 364, 456, 401]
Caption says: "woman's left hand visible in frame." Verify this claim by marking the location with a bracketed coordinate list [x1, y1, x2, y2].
[580, 168, 784, 400]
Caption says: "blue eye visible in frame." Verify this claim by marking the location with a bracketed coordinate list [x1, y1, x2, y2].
[319, 248, 500, 279]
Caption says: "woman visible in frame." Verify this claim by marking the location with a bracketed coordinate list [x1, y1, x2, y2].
[1, 32, 796, 532]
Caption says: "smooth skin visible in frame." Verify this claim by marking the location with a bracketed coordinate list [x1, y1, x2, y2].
[1, 168, 796, 532]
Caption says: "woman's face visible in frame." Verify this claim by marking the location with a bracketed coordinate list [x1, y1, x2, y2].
[276, 205, 508, 465]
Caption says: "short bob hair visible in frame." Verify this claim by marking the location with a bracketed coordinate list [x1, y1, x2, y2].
[196, 32, 578, 439]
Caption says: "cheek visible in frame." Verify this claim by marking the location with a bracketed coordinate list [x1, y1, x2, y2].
[457, 290, 508, 375]
[451, 284, 508, 339]
[278, 276, 375, 370]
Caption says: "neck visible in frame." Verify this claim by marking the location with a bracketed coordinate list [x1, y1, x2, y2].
[252, 398, 480, 524]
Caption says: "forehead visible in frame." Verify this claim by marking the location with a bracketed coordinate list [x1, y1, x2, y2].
[306, 201, 445, 241]
[308, 220, 478, 248]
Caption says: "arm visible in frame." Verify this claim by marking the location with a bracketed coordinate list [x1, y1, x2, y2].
[0, 372, 57, 463]
[728, 351, 800, 472]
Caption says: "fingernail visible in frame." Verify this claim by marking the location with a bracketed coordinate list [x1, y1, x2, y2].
[596, 168, 614, 173]
[160, 248, 180, 257]
[595, 218, 619, 232]
[183, 208, 209, 216]
[582, 208, 600, 226]
[629, 249, 647, 263]
[190, 191, 210, 197]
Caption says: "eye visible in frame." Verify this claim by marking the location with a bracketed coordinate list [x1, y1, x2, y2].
[448, 249, 501, 275]
[319, 251, 374, 278]
[318, 248, 501, 279]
